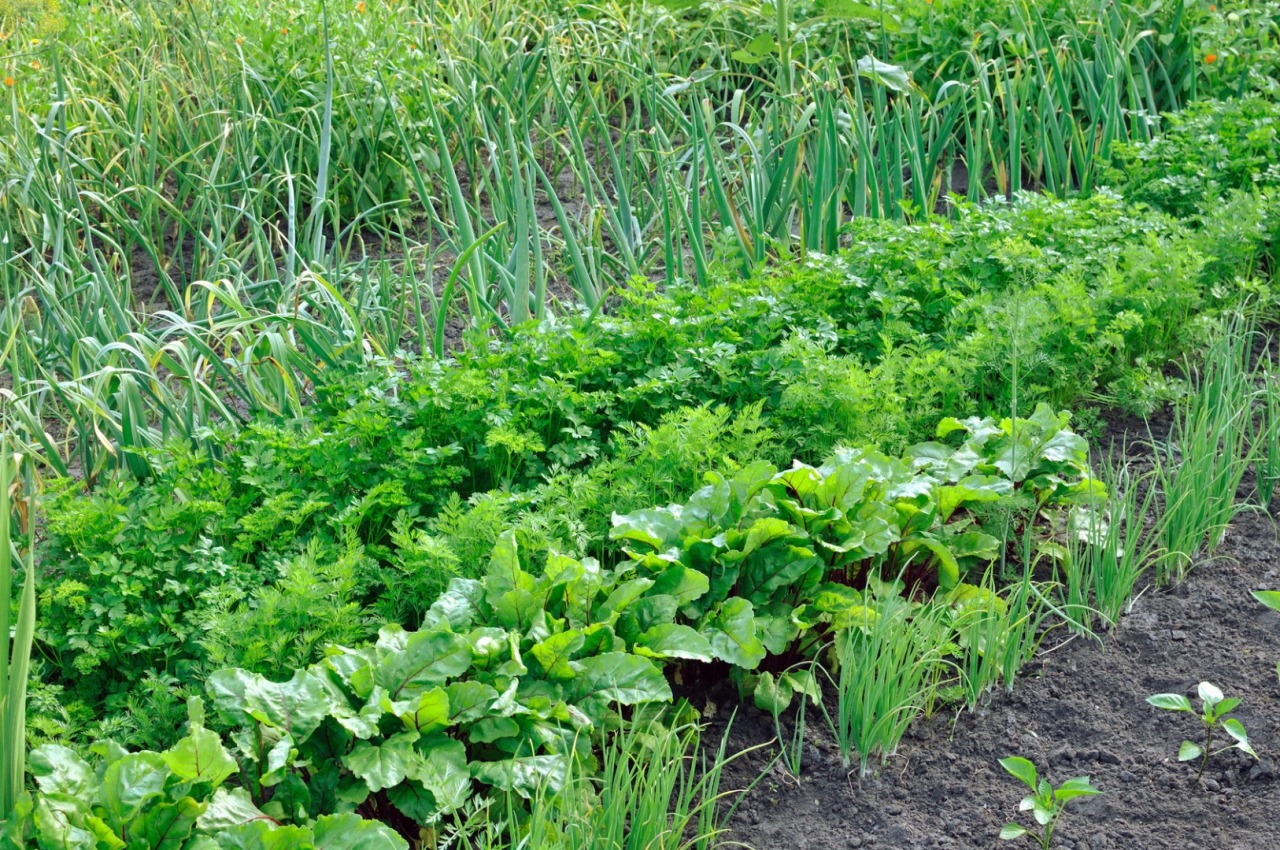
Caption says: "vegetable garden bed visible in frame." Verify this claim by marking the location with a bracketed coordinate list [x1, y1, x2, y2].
[4, 1, 1280, 848]
[715, 416, 1280, 849]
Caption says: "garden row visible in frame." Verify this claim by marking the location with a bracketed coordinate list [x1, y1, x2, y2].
[0, 91, 1275, 846]
[28, 92, 1280, 751]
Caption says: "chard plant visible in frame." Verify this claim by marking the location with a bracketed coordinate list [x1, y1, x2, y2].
[5, 697, 410, 849]
[1147, 681, 1257, 783]
[998, 757, 1100, 849]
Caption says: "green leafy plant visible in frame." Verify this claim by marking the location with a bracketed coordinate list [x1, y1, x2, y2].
[611, 405, 1099, 679]
[1147, 682, 1258, 783]
[201, 531, 681, 832]
[998, 756, 1100, 849]
[0, 696, 409, 849]
[425, 710, 751, 850]
[1062, 454, 1164, 632]
[950, 570, 1047, 708]
[753, 663, 820, 778]
[1108, 97, 1280, 219]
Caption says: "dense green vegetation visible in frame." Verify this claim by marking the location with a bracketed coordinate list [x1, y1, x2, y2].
[3, 0, 1280, 847]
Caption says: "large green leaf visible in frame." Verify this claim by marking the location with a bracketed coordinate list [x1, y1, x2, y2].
[484, 532, 533, 600]
[410, 736, 471, 813]
[422, 579, 483, 631]
[739, 545, 820, 602]
[598, 578, 656, 620]
[33, 796, 94, 850]
[936, 475, 1010, 520]
[753, 606, 803, 655]
[703, 598, 766, 669]
[206, 669, 331, 741]
[491, 589, 540, 632]
[28, 745, 95, 798]
[209, 820, 316, 850]
[342, 732, 424, 793]
[731, 517, 795, 559]
[610, 508, 683, 550]
[163, 726, 237, 787]
[530, 630, 585, 680]
[569, 653, 672, 706]
[387, 687, 451, 735]
[375, 629, 471, 700]
[445, 681, 499, 724]
[135, 797, 204, 850]
[312, 813, 409, 850]
[471, 755, 568, 798]
[633, 624, 715, 662]
[99, 752, 170, 829]
[647, 564, 710, 606]
[385, 781, 437, 824]
[196, 788, 270, 832]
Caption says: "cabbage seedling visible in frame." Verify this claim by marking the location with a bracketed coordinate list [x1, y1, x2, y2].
[998, 756, 1100, 849]
[1147, 681, 1257, 783]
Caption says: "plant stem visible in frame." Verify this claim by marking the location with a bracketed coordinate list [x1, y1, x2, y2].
[1198, 723, 1213, 784]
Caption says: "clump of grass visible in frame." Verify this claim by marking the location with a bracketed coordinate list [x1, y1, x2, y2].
[448, 712, 750, 850]
[820, 592, 952, 776]
[1152, 323, 1258, 584]
[953, 566, 1050, 709]
[1256, 365, 1280, 507]
[1063, 454, 1164, 631]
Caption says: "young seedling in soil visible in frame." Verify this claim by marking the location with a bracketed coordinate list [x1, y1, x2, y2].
[998, 756, 1100, 849]
[1252, 591, 1280, 682]
[1146, 681, 1257, 783]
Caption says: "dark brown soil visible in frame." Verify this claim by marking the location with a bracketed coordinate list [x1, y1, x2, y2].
[707, 449, 1280, 849]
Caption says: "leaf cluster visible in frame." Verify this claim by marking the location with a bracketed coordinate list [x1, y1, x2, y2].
[611, 404, 1099, 699]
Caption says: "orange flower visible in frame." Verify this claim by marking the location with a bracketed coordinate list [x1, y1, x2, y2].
[1205, 52, 1218, 63]
[281, 27, 289, 35]
[357, 1, 366, 12]
[1210, 4, 1216, 10]
[3, 77, 13, 87]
